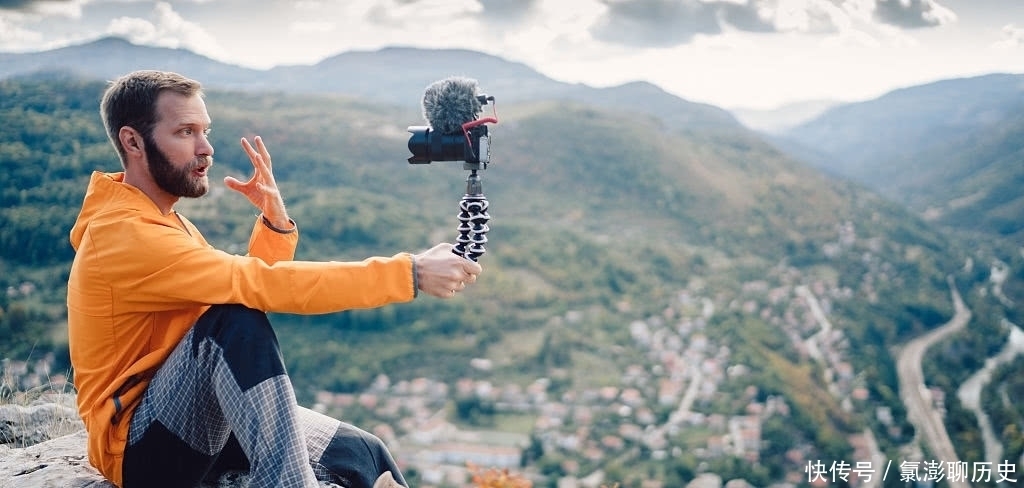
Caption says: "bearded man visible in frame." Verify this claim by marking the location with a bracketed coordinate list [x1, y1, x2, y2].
[67, 70, 480, 488]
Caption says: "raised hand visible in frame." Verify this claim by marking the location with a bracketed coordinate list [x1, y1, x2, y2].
[226, 136, 292, 230]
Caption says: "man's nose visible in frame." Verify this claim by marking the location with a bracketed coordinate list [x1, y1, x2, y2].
[198, 135, 214, 157]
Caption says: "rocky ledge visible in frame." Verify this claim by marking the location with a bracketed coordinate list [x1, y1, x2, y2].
[0, 399, 400, 488]
[2, 428, 115, 488]
[1, 397, 115, 488]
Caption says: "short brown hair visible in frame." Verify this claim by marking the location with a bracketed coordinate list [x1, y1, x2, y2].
[100, 70, 204, 166]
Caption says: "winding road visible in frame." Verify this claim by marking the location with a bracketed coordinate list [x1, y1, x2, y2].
[895, 275, 972, 488]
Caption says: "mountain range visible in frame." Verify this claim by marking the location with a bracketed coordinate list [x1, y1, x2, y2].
[0, 36, 740, 132]
[5, 37, 1019, 245]
[2, 36, 1022, 486]
[774, 73, 1024, 242]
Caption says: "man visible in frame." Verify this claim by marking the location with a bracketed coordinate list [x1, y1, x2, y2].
[67, 70, 482, 488]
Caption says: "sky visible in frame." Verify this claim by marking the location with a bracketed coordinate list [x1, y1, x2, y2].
[0, 0, 1022, 110]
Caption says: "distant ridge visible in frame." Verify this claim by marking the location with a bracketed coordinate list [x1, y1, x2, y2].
[0, 37, 266, 88]
[775, 72, 1024, 240]
[0, 36, 741, 133]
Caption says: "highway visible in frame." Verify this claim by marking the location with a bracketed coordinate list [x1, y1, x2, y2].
[895, 275, 972, 488]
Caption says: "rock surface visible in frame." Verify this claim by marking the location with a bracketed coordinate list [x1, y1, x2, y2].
[0, 428, 297, 487]
[1, 429, 399, 487]
[0, 402, 396, 488]
[0, 429, 114, 488]
[0, 400, 253, 488]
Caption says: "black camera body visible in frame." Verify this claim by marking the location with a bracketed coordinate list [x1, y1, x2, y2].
[407, 92, 493, 170]
[406, 124, 490, 169]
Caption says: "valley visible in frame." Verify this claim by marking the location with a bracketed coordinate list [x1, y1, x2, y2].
[1, 42, 1022, 487]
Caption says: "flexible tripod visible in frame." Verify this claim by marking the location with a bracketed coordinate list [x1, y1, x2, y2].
[406, 92, 497, 262]
[452, 170, 489, 262]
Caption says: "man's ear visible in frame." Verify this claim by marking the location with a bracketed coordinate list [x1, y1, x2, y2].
[119, 126, 144, 156]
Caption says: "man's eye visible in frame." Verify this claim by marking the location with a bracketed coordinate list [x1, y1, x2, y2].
[203, 128, 212, 136]
[182, 128, 193, 135]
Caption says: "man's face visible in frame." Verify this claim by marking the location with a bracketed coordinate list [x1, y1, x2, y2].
[144, 132, 211, 198]
[144, 92, 214, 198]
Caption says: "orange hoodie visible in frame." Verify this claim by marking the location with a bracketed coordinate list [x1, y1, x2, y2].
[67, 172, 416, 486]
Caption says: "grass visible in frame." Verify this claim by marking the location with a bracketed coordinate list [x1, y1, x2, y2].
[0, 367, 81, 448]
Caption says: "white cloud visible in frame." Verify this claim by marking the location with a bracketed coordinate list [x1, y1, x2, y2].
[288, 20, 335, 34]
[104, 1, 226, 59]
[920, 0, 956, 25]
[366, 0, 483, 28]
[871, 0, 957, 29]
[499, 1, 609, 63]
[0, 0, 86, 17]
[771, 0, 850, 33]
[992, 23, 1024, 50]
[0, 14, 44, 47]
[0, 0, 1020, 109]
[106, 15, 157, 41]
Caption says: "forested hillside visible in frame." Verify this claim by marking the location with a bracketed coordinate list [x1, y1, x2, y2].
[776, 73, 1024, 242]
[2, 72, 1021, 487]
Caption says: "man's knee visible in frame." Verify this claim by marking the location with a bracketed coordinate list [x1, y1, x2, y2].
[326, 423, 396, 469]
[192, 304, 286, 391]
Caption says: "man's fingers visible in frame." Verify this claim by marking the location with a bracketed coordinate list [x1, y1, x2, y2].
[240, 137, 271, 175]
[223, 176, 251, 193]
[462, 261, 482, 280]
[240, 137, 258, 164]
[430, 287, 456, 299]
[253, 136, 273, 167]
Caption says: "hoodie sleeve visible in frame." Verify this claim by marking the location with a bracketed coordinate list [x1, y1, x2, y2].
[87, 211, 415, 314]
[248, 215, 298, 264]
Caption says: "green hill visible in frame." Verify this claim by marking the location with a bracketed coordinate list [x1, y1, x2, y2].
[2, 73, 1020, 486]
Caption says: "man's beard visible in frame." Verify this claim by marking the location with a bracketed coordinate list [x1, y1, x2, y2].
[144, 134, 211, 198]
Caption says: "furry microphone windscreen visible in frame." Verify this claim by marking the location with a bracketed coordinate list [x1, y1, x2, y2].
[421, 76, 483, 134]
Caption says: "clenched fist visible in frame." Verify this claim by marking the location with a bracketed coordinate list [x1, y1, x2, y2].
[413, 243, 482, 298]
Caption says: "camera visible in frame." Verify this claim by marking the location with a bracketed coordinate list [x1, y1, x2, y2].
[406, 81, 496, 262]
[407, 94, 494, 170]
[406, 125, 490, 168]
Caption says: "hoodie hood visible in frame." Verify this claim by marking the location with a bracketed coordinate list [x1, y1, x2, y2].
[70, 172, 156, 251]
